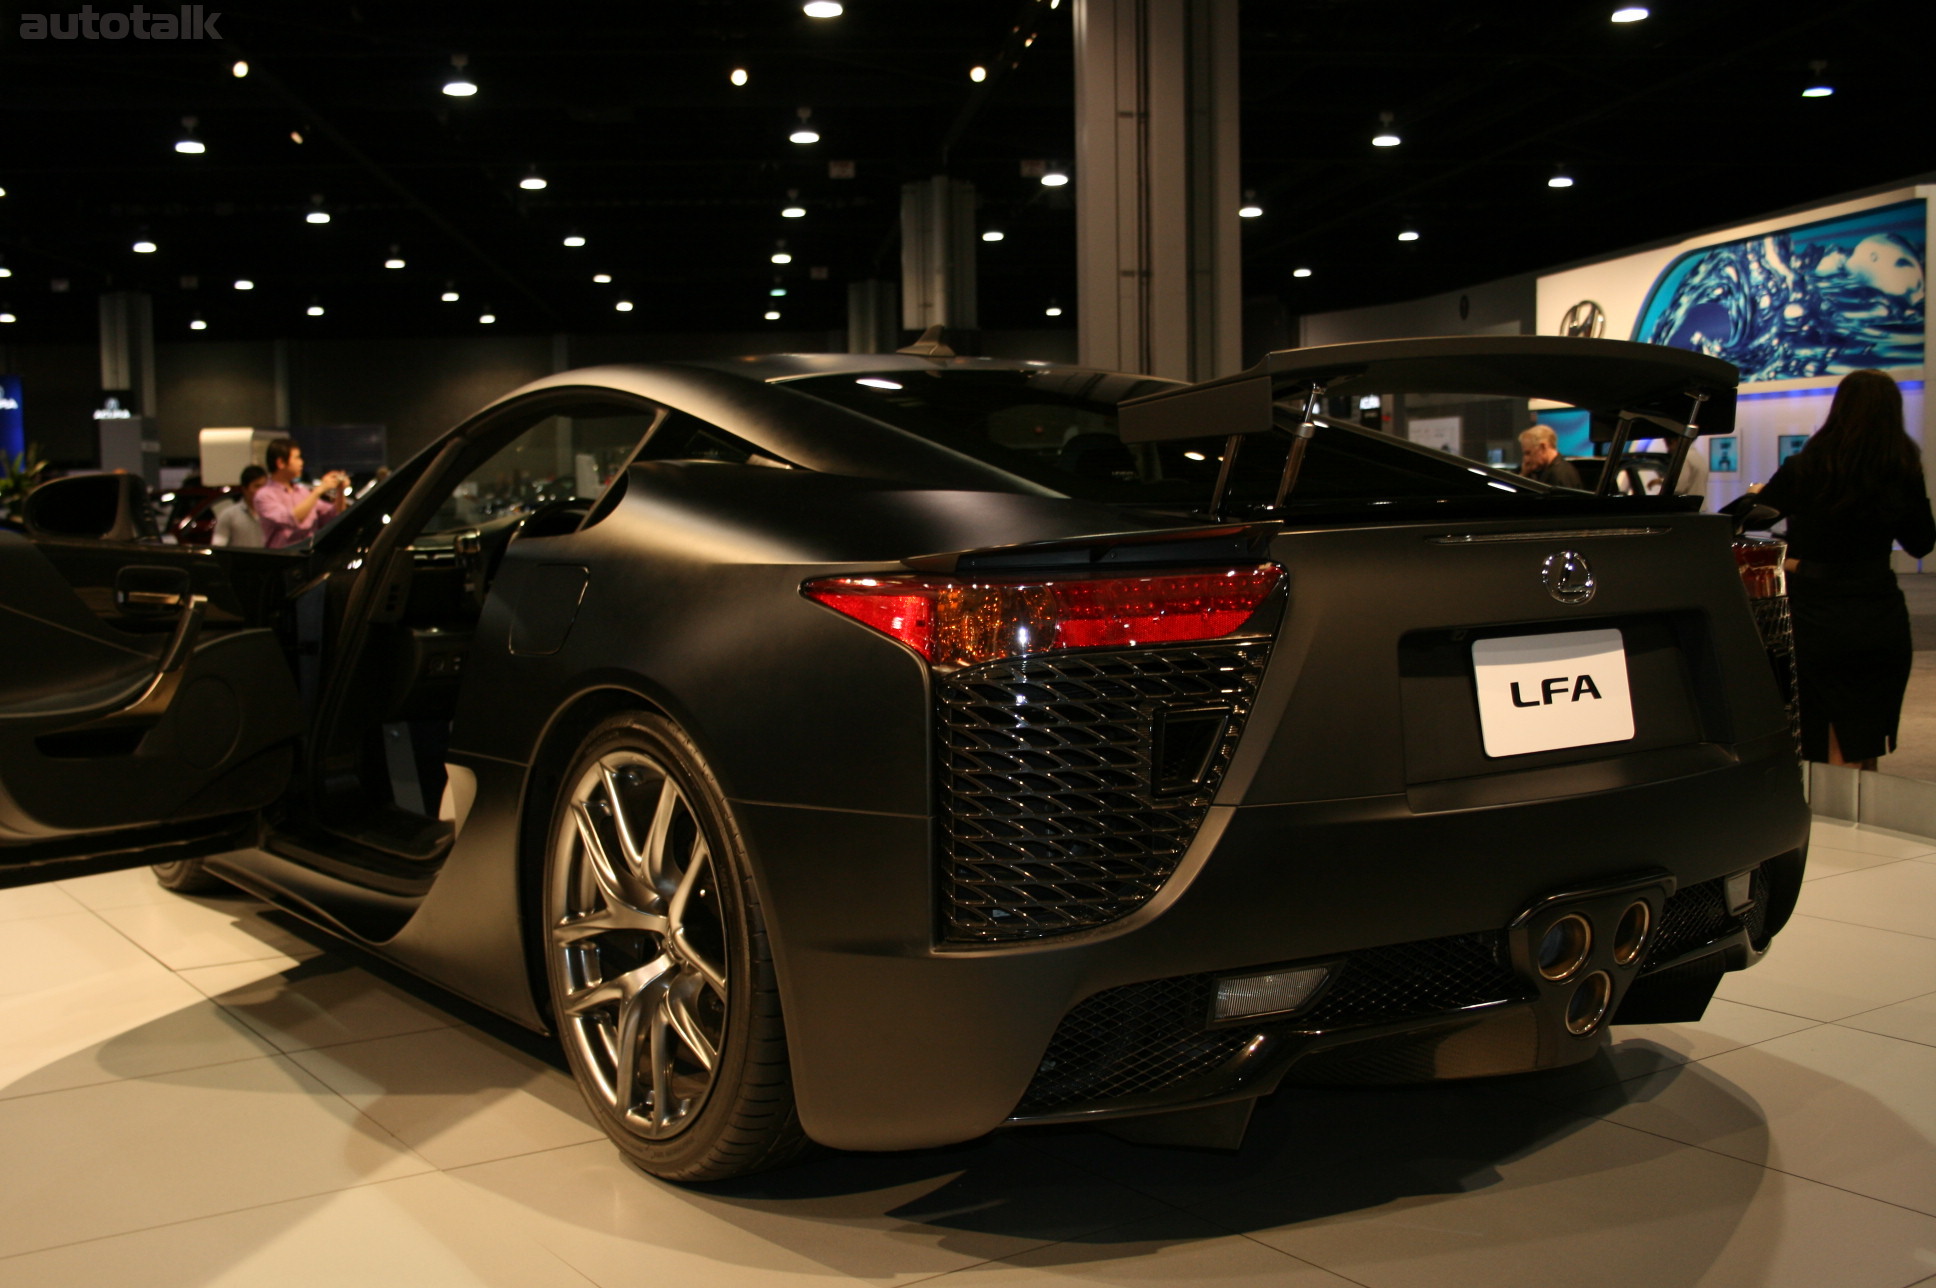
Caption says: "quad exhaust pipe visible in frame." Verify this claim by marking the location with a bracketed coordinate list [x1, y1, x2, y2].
[1514, 886, 1666, 1042]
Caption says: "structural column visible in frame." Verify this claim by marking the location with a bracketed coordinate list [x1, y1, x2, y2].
[1074, 0, 1241, 381]
[98, 290, 160, 482]
[900, 176, 979, 334]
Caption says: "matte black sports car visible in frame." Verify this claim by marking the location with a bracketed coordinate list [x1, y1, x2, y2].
[0, 336, 1809, 1181]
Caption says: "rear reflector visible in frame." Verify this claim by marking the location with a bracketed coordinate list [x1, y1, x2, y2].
[803, 565, 1283, 669]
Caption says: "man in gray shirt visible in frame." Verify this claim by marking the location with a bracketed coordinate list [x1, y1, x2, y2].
[211, 465, 268, 548]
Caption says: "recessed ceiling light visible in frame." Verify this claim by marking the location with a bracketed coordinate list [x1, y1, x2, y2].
[1238, 202, 1263, 219]
[1398, 230, 1420, 241]
[562, 232, 587, 247]
[1803, 60, 1833, 96]
[0, 266, 13, 278]
[231, 60, 248, 78]
[730, 67, 749, 86]
[441, 288, 460, 302]
[764, 309, 782, 320]
[306, 195, 330, 225]
[190, 316, 207, 330]
[782, 204, 807, 218]
[175, 115, 205, 154]
[443, 53, 477, 97]
[519, 166, 547, 191]
[306, 303, 325, 317]
[592, 273, 612, 283]
[771, 252, 792, 265]
[0, 312, 17, 324]
[1040, 170, 1070, 187]
[233, 279, 254, 290]
[384, 245, 406, 268]
[478, 312, 496, 324]
[803, 1, 842, 16]
[1548, 172, 1575, 188]
[1044, 305, 1063, 317]
[982, 230, 1005, 242]
[790, 107, 819, 144]
[1292, 267, 1312, 278]
[1611, 6, 1648, 21]
[615, 300, 634, 312]
[1372, 111, 1400, 147]
[770, 287, 787, 297]
[970, 66, 987, 83]
[132, 238, 157, 254]
[289, 129, 305, 145]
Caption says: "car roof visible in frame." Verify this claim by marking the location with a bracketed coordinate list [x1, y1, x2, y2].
[675, 352, 1128, 383]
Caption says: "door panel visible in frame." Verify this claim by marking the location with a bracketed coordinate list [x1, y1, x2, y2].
[0, 531, 301, 865]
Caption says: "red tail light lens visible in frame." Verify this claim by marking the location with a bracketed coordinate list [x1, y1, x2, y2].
[803, 565, 1283, 668]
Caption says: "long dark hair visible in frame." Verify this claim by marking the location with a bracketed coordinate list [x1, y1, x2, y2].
[1790, 369, 1918, 513]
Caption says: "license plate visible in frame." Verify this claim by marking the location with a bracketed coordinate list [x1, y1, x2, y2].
[1471, 628, 1635, 758]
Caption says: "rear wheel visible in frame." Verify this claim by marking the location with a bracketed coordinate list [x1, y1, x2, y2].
[543, 712, 804, 1181]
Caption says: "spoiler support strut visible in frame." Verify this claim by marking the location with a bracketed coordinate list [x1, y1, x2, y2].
[1270, 383, 1326, 511]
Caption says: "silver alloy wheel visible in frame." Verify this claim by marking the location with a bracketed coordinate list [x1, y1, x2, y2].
[550, 749, 729, 1139]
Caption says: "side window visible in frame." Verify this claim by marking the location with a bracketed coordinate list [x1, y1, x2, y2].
[637, 409, 793, 469]
[419, 401, 659, 539]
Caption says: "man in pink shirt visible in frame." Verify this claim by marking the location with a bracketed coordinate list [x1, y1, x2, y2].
[254, 437, 350, 548]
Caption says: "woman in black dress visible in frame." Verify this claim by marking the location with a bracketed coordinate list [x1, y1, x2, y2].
[1754, 369, 1935, 768]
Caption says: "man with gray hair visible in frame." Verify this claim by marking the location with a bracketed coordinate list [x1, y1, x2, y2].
[1518, 423, 1583, 489]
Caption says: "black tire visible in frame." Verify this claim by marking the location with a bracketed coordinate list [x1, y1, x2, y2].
[542, 711, 805, 1182]
[152, 857, 230, 894]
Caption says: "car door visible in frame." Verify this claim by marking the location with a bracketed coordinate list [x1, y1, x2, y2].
[0, 472, 306, 882]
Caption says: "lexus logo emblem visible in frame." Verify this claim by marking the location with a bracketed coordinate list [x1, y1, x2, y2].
[1542, 550, 1596, 605]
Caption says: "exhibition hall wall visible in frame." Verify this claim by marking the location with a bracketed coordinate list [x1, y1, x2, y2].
[1537, 185, 1930, 518]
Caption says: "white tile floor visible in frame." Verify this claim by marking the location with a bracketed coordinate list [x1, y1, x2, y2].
[3, 823, 1935, 1288]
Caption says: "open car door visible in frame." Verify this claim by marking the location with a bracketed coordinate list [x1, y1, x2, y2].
[0, 474, 303, 884]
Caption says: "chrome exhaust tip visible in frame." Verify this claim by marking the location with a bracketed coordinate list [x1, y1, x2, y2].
[1566, 971, 1613, 1035]
[1612, 900, 1651, 967]
[1536, 913, 1593, 982]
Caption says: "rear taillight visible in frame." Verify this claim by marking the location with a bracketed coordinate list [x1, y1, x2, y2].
[1733, 537, 1787, 599]
[803, 565, 1284, 669]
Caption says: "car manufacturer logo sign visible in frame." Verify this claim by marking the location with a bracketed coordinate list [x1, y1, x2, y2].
[1559, 300, 1606, 338]
[1542, 550, 1596, 605]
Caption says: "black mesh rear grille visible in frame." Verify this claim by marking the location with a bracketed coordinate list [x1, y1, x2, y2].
[1300, 932, 1524, 1027]
[1015, 974, 1252, 1116]
[1749, 593, 1802, 754]
[1013, 930, 1525, 1117]
[1643, 866, 1768, 968]
[937, 643, 1268, 942]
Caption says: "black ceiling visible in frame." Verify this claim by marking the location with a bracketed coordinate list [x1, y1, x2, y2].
[0, 0, 1927, 347]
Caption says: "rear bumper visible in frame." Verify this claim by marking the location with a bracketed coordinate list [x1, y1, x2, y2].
[741, 738, 1809, 1152]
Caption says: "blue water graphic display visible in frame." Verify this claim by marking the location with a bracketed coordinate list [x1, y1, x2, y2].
[1634, 200, 1925, 382]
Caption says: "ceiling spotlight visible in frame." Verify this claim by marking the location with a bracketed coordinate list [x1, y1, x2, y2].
[615, 300, 634, 312]
[592, 273, 612, 283]
[1398, 229, 1420, 242]
[443, 53, 477, 97]
[1372, 112, 1400, 147]
[290, 129, 305, 145]
[562, 231, 587, 247]
[519, 166, 548, 191]
[233, 279, 255, 290]
[190, 315, 207, 330]
[306, 300, 325, 317]
[1044, 304, 1063, 317]
[982, 229, 1005, 242]
[782, 203, 806, 218]
[1292, 267, 1313, 278]
[1548, 168, 1575, 188]
[132, 237, 158, 254]
[770, 287, 787, 297]
[764, 309, 783, 320]
[1610, 6, 1648, 21]
[1040, 169, 1070, 187]
[0, 189, 7, 199]
[802, 2, 843, 16]
[1803, 60, 1834, 97]
[970, 65, 987, 83]
[231, 60, 248, 78]
[730, 67, 749, 86]
[478, 312, 497, 324]
[790, 107, 820, 145]
[384, 245, 407, 269]
[305, 194, 331, 225]
[0, 312, 16, 324]
[1238, 189, 1263, 218]
[174, 115, 206, 154]
[771, 241, 793, 264]
[0, 265, 11, 278]
[440, 284, 460, 302]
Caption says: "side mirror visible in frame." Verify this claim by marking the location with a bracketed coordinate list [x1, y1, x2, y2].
[20, 472, 160, 542]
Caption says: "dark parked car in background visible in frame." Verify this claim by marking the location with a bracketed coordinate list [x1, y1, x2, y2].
[0, 336, 1809, 1181]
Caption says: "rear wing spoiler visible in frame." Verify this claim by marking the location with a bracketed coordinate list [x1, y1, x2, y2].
[1117, 337, 1738, 512]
